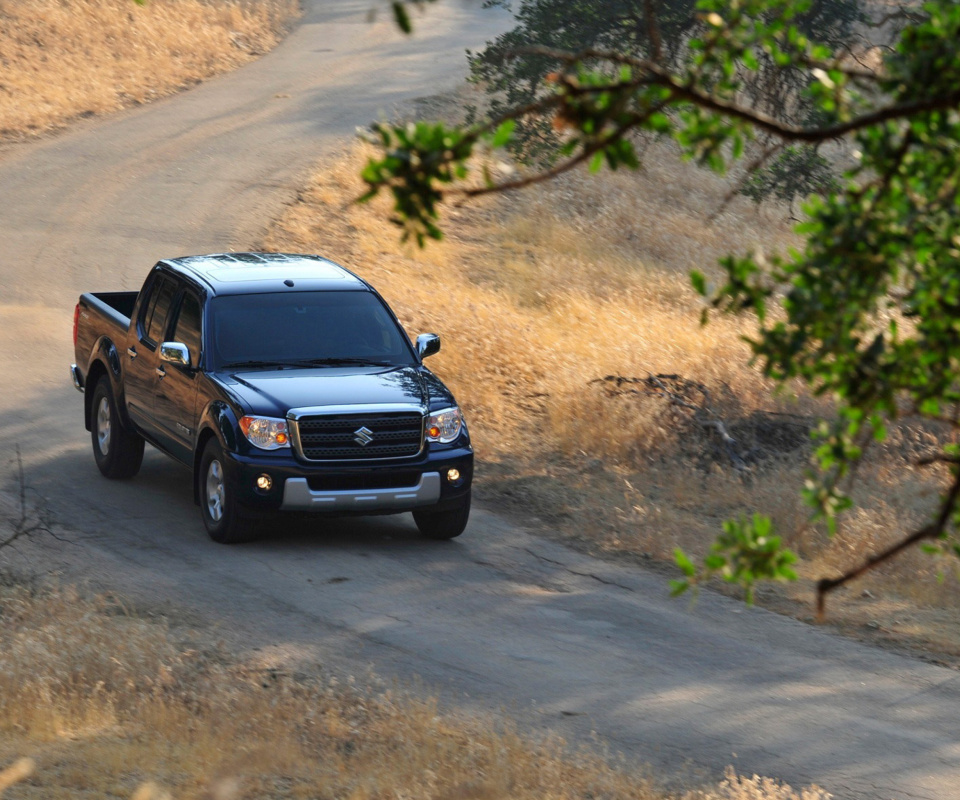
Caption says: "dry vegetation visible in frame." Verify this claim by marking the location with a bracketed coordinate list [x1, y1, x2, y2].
[0, 581, 830, 800]
[0, 0, 298, 142]
[0, 6, 952, 795]
[261, 124, 960, 647]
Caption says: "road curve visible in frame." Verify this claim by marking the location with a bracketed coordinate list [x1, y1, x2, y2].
[1, 3, 959, 798]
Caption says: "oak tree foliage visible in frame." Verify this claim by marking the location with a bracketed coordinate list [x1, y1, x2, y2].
[467, 0, 863, 200]
[366, 0, 960, 610]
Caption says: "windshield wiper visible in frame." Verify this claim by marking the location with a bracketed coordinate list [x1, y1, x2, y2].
[294, 357, 397, 367]
[221, 359, 303, 370]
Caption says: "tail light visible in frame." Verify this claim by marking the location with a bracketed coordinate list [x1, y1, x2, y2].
[73, 303, 80, 347]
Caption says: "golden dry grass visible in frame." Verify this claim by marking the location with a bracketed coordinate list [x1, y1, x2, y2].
[265, 141, 792, 462]
[0, 0, 298, 142]
[261, 133, 960, 616]
[0, 582, 831, 800]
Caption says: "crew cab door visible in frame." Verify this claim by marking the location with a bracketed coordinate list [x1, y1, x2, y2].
[153, 289, 203, 464]
[124, 272, 178, 437]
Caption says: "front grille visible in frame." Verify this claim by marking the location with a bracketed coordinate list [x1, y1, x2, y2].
[306, 471, 421, 492]
[291, 411, 424, 462]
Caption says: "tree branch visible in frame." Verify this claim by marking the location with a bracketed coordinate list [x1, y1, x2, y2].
[1, 444, 64, 551]
[642, 0, 662, 63]
[515, 45, 960, 143]
[454, 101, 669, 199]
[816, 467, 960, 619]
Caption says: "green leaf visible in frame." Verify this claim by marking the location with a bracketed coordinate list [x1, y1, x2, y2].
[491, 119, 516, 149]
[392, 2, 411, 34]
[691, 270, 707, 296]
[674, 548, 697, 577]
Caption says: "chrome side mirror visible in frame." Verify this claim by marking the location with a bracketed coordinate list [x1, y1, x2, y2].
[416, 333, 441, 359]
[159, 342, 191, 368]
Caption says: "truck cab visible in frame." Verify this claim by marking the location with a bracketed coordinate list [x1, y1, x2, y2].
[72, 253, 473, 543]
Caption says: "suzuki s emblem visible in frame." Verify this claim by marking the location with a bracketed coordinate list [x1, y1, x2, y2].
[353, 426, 374, 446]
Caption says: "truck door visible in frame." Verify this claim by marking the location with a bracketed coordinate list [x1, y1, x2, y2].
[153, 289, 203, 464]
[124, 272, 178, 437]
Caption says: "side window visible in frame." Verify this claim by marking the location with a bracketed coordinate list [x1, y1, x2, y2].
[171, 292, 203, 366]
[144, 277, 178, 346]
[137, 274, 162, 339]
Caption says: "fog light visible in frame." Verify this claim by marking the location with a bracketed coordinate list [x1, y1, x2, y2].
[256, 474, 273, 491]
[446, 468, 461, 483]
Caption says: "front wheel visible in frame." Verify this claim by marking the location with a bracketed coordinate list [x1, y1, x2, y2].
[91, 377, 144, 479]
[413, 491, 471, 540]
[198, 439, 257, 544]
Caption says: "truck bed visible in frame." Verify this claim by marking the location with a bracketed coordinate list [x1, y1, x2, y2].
[74, 291, 138, 389]
[87, 291, 137, 321]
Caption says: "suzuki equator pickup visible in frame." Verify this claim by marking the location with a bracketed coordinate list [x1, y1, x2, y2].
[71, 252, 473, 543]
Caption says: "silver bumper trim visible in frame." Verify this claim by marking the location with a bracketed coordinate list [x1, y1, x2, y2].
[70, 364, 84, 393]
[280, 472, 442, 511]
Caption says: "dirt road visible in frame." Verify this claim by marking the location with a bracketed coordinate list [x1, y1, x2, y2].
[1, 2, 959, 797]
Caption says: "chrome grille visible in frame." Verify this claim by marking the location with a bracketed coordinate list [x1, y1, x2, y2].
[290, 409, 424, 462]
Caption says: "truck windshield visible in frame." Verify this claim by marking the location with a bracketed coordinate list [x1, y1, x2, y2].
[210, 291, 417, 369]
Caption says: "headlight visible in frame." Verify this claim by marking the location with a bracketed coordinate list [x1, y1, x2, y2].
[426, 407, 463, 444]
[239, 416, 290, 450]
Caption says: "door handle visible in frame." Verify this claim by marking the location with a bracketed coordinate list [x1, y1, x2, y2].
[155, 367, 166, 380]
[127, 347, 137, 359]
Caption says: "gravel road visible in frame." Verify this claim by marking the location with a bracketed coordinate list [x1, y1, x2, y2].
[1, 2, 959, 798]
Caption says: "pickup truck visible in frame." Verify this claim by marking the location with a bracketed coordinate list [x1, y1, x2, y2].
[71, 252, 473, 543]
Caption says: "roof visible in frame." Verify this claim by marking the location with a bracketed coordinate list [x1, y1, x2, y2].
[160, 252, 369, 295]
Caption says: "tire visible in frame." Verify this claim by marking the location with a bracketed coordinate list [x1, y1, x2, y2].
[91, 376, 144, 479]
[198, 438, 257, 544]
[413, 491, 471, 540]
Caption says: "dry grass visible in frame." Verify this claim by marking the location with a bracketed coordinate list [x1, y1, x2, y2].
[261, 128, 960, 617]
[0, 582, 831, 799]
[0, 0, 298, 142]
[265, 140, 793, 462]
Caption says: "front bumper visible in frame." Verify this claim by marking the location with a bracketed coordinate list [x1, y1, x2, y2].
[281, 472, 441, 511]
[226, 446, 473, 515]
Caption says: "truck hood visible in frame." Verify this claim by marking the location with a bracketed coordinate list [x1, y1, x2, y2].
[214, 365, 455, 417]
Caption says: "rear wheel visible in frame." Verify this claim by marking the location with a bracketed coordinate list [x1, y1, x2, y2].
[413, 491, 470, 540]
[91, 377, 144, 479]
[198, 439, 257, 544]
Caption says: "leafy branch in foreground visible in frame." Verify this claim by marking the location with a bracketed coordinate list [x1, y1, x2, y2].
[363, 0, 960, 612]
[672, 514, 798, 604]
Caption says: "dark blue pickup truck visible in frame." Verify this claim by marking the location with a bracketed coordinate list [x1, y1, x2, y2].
[71, 253, 473, 543]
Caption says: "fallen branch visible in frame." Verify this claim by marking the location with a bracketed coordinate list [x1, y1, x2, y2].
[1, 445, 60, 550]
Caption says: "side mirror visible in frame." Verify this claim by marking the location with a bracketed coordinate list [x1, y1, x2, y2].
[416, 333, 441, 359]
[159, 342, 191, 368]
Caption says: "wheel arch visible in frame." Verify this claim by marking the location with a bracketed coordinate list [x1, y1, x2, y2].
[192, 428, 219, 505]
[84, 337, 132, 433]
[192, 401, 238, 504]
[83, 360, 109, 432]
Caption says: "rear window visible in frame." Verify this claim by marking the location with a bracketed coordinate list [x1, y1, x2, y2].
[139, 275, 178, 346]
